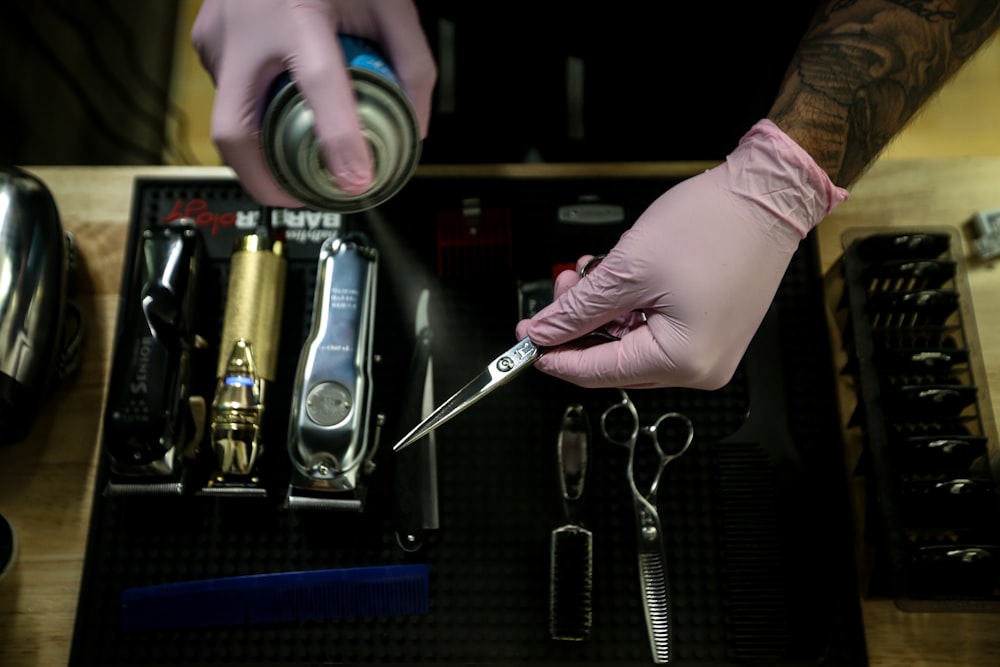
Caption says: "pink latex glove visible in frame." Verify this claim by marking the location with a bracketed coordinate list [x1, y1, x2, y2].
[516, 119, 849, 390]
[191, 0, 436, 207]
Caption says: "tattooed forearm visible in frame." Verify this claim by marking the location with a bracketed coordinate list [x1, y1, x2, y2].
[887, 1, 957, 21]
[768, 0, 1000, 186]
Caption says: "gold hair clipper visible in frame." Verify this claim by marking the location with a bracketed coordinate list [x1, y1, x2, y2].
[205, 230, 287, 496]
[286, 234, 379, 510]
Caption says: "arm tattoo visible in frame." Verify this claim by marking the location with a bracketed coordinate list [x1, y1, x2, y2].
[768, 0, 1000, 186]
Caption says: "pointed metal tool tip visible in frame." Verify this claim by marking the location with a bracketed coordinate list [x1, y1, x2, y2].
[392, 437, 413, 452]
[392, 426, 426, 452]
[392, 337, 542, 453]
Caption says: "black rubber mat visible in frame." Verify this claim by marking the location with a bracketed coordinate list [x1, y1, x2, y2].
[69, 175, 866, 665]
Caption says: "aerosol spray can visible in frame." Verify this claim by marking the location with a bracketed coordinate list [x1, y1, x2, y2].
[262, 35, 421, 213]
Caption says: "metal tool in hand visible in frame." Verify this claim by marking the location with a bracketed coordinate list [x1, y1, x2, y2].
[599, 388, 694, 664]
[393, 330, 614, 452]
[392, 258, 616, 453]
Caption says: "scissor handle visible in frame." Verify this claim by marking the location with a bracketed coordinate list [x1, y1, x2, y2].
[599, 390, 694, 505]
[579, 254, 608, 278]
[599, 391, 694, 456]
[648, 412, 695, 461]
[598, 389, 639, 450]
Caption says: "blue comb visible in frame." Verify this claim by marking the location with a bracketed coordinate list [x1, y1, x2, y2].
[120, 564, 429, 631]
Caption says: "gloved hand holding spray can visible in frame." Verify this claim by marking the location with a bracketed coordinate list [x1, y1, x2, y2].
[262, 35, 422, 213]
[192, 0, 436, 212]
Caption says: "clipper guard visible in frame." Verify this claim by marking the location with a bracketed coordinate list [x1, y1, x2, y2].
[286, 234, 379, 510]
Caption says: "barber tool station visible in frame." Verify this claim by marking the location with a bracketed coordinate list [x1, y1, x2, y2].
[4, 161, 1000, 666]
[57, 171, 864, 666]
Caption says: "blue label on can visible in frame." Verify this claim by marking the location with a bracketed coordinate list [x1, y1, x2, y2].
[338, 35, 401, 88]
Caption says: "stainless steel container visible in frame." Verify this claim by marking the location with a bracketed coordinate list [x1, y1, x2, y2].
[262, 35, 421, 213]
[0, 166, 72, 444]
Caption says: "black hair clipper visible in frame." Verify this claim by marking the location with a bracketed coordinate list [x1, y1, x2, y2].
[286, 234, 380, 510]
[104, 220, 206, 496]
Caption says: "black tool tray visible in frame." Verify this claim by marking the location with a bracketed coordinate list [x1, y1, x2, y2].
[70, 173, 866, 665]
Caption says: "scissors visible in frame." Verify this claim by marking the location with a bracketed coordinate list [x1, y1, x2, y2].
[392, 256, 617, 453]
[600, 388, 694, 664]
[392, 330, 616, 452]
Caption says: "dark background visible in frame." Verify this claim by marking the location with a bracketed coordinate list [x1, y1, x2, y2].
[0, 0, 822, 167]
[0, 0, 182, 166]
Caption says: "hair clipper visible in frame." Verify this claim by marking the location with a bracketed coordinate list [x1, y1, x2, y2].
[286, 234, 379, 510]
[104, 221, 206, 495]
[205, 230, 287, 496]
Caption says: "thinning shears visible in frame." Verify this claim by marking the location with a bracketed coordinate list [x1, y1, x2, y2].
[600, 388, 694, 663]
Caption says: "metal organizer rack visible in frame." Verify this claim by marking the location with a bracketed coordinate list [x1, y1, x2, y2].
[834, 226, 1000, 610]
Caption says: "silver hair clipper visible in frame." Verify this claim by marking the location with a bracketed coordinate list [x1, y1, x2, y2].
[286, 234, 379, 510]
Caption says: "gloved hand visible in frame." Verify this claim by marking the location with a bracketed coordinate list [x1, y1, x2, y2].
[191, 0, 436, 207]
[515, 119, 849, 390]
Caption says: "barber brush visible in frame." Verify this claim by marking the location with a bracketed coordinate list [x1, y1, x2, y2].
[549, 403, 594, 641]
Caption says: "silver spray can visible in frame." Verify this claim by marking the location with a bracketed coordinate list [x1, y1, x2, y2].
[262, 35, 420, 213]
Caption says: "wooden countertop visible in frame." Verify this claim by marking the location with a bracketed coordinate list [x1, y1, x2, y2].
[1, 161, 998, 666]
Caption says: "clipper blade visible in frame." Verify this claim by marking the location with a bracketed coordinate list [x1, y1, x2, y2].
[103, 397, 205, 498]
[104, 479, 185, 497]
[198, 482, 268, 498]
[285, 472, 367, 511]
[285, 493, 365, 512]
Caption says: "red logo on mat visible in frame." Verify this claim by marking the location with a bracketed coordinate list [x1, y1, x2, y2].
[161, 198, 341, 242]
[162, 198, 238, 237]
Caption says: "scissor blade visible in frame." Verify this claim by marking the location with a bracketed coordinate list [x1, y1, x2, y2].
[638, 548, 672, 663]
[635, 503, 673, 663]
[392, 337, 541, 451]
[393, 369, 492, 451]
